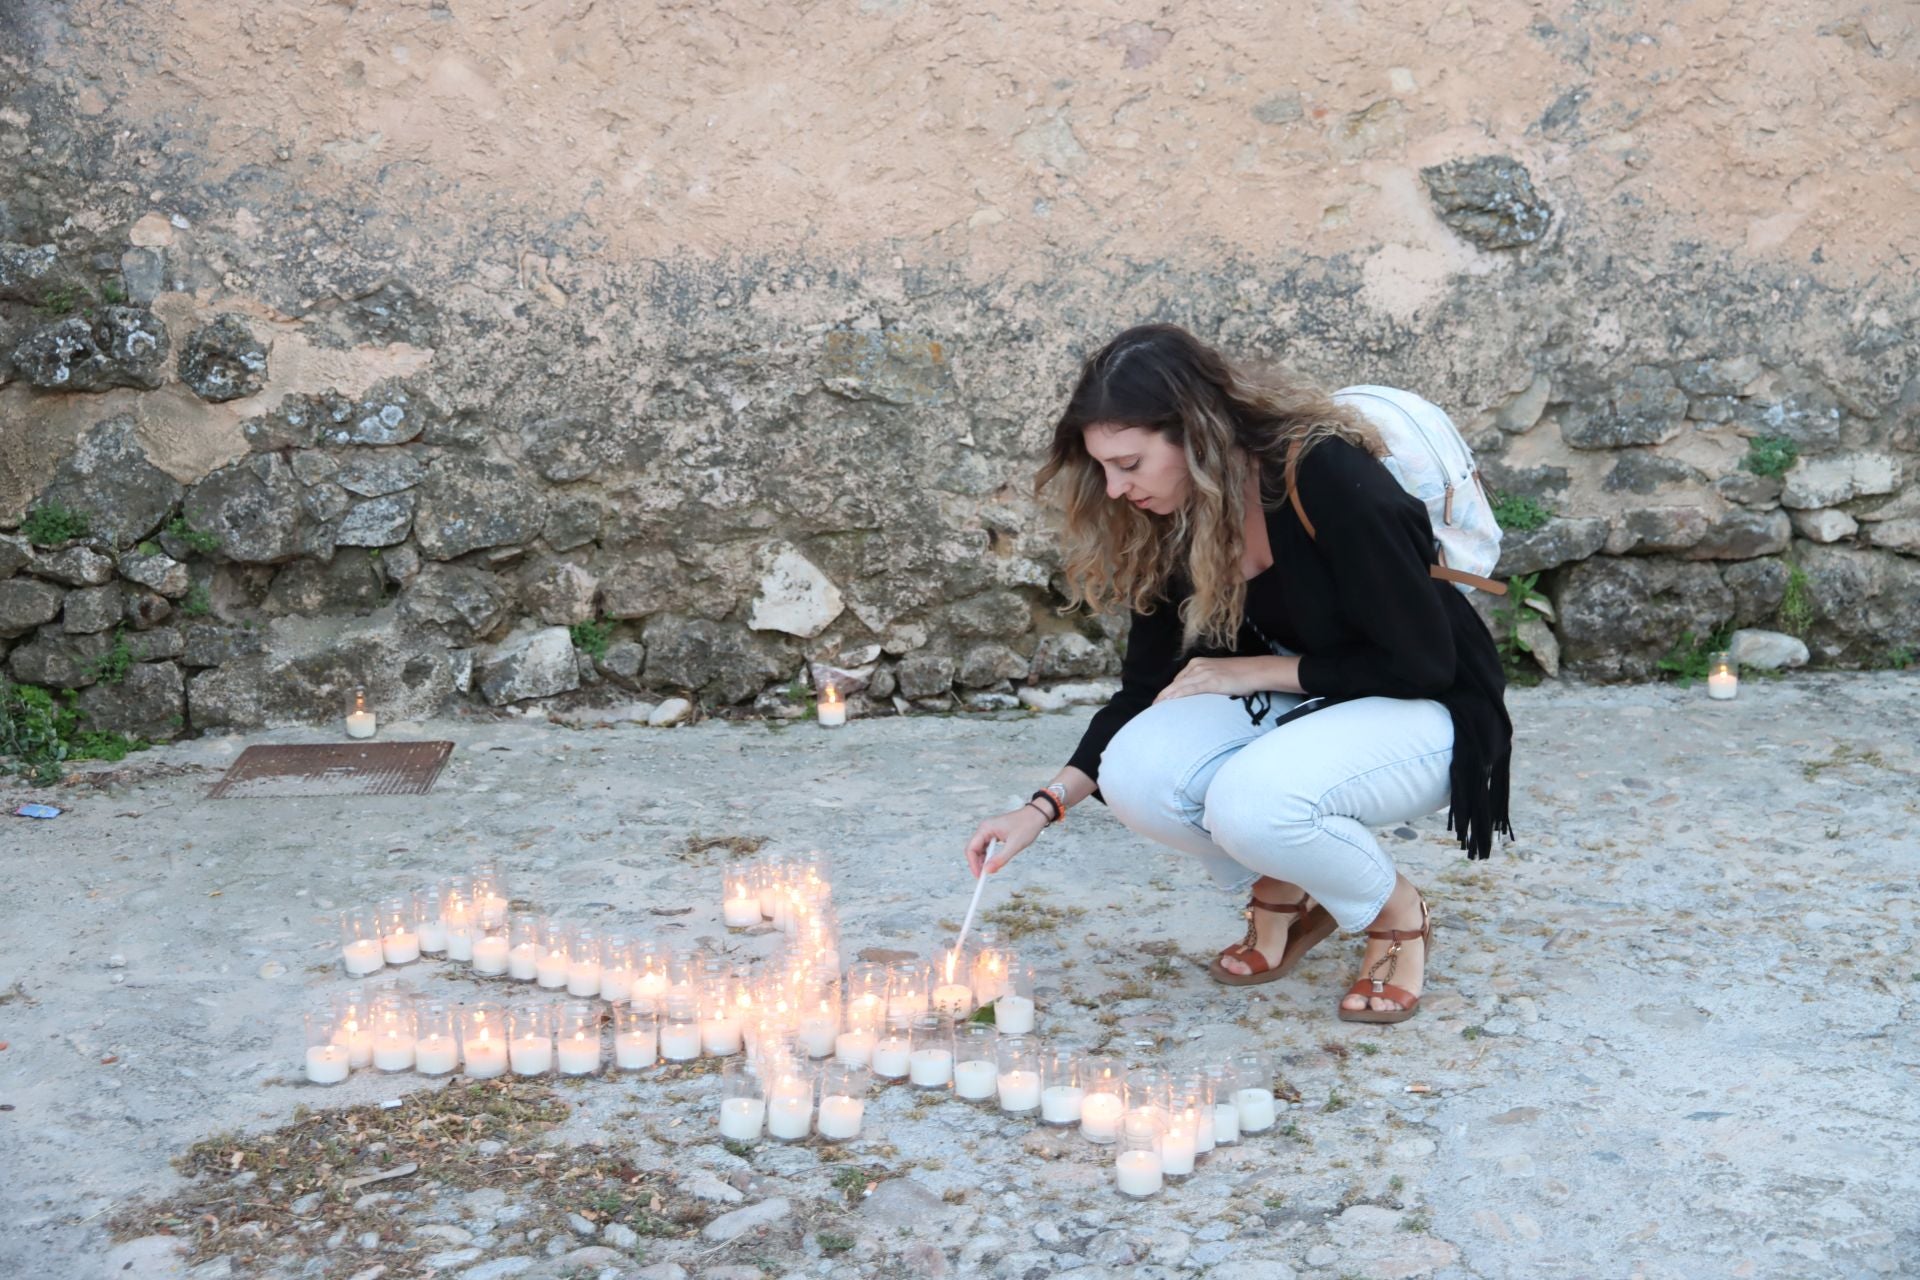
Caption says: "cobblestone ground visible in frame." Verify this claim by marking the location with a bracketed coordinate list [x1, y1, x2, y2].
[1, 675, 1915, 1280]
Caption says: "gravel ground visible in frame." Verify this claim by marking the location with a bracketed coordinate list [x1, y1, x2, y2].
[1, 673, 1916, 1280]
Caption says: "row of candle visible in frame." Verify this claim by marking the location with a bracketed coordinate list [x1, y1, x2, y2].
[337, 865, 512, 977]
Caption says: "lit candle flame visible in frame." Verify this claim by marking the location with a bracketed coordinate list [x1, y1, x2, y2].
[822, 683, 841, 706]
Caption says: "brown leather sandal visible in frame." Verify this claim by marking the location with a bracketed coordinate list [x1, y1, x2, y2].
[1337, 895, 1431, 1024]
[1208, 895, 1337, 987]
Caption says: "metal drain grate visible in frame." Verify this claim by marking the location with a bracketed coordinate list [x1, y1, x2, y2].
[208, 741, 454, 799]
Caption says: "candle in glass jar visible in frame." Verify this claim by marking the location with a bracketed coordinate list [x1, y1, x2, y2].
[816, 683, 847, 727]
[345, 687, 376, 739]
[767, 1090, 812, 1140]
[418, 914, 448, 954]
[871, 1038, 911, 1080]
[472, 934, 509, 976]
[816, 1093, 864, 1140]
[834, 1029, 875, 1067]
[1080, 1092, 1124, 1142]
[382, 928, 420, 966]
[954, 1058, 998, 1101]
[1115, 1149, 1163, 1197]
[566, 958, 600, 998]
[1159, 1118, 1197, 1176]
[476, 892, 509, 928]
[446, 923, 474, 963]
[510, 1035, 553, 1076]
[701, 1014, 743, 1057]
[558, 1032, 600, 1075]
[1213, 1099, 1241, 1144]
[931, 984, 973, 1017]
[1041, 1084, 1085, 1125]
[909, 1048, 953, 1088]
[464, 1031, 508, 1079]
[1235, 1086, 1278, 1133]
[994, 995, 1036, 1034]
[415, 1034, 459, 1075]
[719, 1096, 766, 1141]
[615, 1026, 656, 1069]
[660, 1024, 702, 1062]
[723, 895, 761, 928]
[334, 1018, 373, 1069]
[997, 1069, 1041, 1114]
[798, 1013, 838, 1058]
[1707, 670, 1737, 699]
[372, 1029, 416, 1073]
[535, 946, 569, 990]
[342, 938, 383, 978]
[305, 1043, 350, 1084]
[507, 941, 538, 981]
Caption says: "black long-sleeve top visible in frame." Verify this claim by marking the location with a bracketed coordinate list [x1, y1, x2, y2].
[1065, 437, 1513, 858]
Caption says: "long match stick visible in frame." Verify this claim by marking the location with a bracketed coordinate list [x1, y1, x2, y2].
[954, 838, 999, 957]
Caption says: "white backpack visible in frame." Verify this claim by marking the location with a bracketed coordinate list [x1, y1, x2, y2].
[1282, 385, 1506, 596]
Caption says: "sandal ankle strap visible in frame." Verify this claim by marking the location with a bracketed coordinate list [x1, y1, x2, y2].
[1250, 896, 1311, 915]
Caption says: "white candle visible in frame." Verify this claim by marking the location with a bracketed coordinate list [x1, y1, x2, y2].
[767, 1093, 812, 1140]
[723, 897, 761, 928]
[1213, 1101, 1241, 1144]
[510, 1036, 553, 1075]
[1708, 671, 1738, 700]
[600, 968, 633, 1003]
[565, 960, 601, 997]
[909, 1049, 953, 1088]
[994, 995, 1036, 1034]
[345, 709, 376, 739]
[1115, 1149, 1163, 1197]
[834, 1029, 875, 1067]
[382, 931, 421, 965]
[1041, 1085, 1085, 1125]
[954, 1059, 998, 1101]
[886, 994, 925, 1020]
[372, 1031, 416, 1073]
[1160, 1120, 1197, 1176]
[304, 1044, 350, 1084]
[798, 1015, 839, 1059]
[816, 1094, 864, 1140]
[817, 687, 847, 727]
[615, 1029, 657, 1069]
[871, 1041, 911, 1079]
[1235, 1086, 1277, 1133]
[719, 1096, 766, 1141]
[1193, 1109, 1216, 1153]
[558, 1034, 600, 1075]
[415, 1034, 459, 1075]
[997, 1069, 1041, 1113]
[341, 938, 384, 977]
[535, 950, 568, 989]
[660, 1025, 702, 1062]
[464, 1034, 508, 1079]
[418, 919, 448, 953]
[476, 893, 509, 928]
[472, 936, 509, 976]
[931, 984, 972, 1017]
[507, 942, 539, 981]
[701, 1017, 743, 1057]
[334, 1020, 372, 1069]
[1081, 1092, 1124, 1142]
[632, 971, 668, 1003]
[446, 926, 474, 963]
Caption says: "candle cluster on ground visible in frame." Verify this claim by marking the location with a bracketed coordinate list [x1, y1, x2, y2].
[301, 852, 1294, 1198]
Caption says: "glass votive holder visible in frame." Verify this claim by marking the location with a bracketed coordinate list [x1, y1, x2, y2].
[535, 925, 572, 990]
[630, 941, 669, 1004]
[908, 1013, 955, 1090]
[1233, 1049, 1278, 1134]
[970, 943, 1012, 1007]
[556, 1001, 602, 1075]
[508, 1002, 555, 1076]
[471, 861, 510, 928]
[460, 1002, 509, 1079]
[723, 866, 761, 928]
[871, 1011, 914, 1082]
[566, 927, 602, 997]
[329, 989, 374, 1069]
[414, 1000, 459, 1076]
[1204, 1062, 1240, 1145]
[599, 936, 635, 1003]
[1159, 1106, 1199, 1179]
[660, 993, 702, 1062]
[1171, 1071, 1216, 1155]
[377, 894, 423, 966]
[1125, 1066, 1170, 1128]
[995, 1034, 1042, 1117]
[613, 1001, 658, 1070]
[700, 981, 744, 1058]
[1081, 1055, 1124, 1143]
[765, 1064, 814, 1142]
[345, 685, 376, 739]
[415, 885, 449, 955]
[719, 1060, 766, 1141]
[885, 960, 930, 1020]
[1040, 1047, 1084, 1126]
[1708, 650, 1738, 700]
[506, 912, 544, 981]
[467, 919, 507, 976]
[303, 1009, 350, 1084]
[817, 1061, 870, 1140]
[1115, 1110, 1165, 1199]
[993, 959, 1037, 1033]
[369, 994, 417, 1072]
[844, 962, 887, 1028]
[339, 907, 385, 977]
[833, 1011, 878, 1068]
[953, 1022, 1000, 1103]
[442, 891, 476, 964]
[753, 856, 785, 919]
[930, 946, 975, 1018]
[796, 976, 840, 1059]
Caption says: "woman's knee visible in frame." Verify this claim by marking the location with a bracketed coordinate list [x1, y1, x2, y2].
[1202, 753, 1318, 854]
[1097, 715, 1175, 826]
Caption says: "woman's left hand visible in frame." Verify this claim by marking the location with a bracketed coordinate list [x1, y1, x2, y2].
[1154, 655, 1300, 703]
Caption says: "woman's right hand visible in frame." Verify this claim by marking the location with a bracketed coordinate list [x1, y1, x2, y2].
[964, 805, 1050, 879]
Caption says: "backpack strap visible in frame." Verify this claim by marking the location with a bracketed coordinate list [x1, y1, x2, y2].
[1283, 439, 1507, 597]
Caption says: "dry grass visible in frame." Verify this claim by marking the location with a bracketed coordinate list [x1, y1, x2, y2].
[680, 831, 768, 860]
[982, 888, 1086, 940]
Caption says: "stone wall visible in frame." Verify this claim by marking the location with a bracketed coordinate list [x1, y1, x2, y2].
[1, 1, 1916, 737]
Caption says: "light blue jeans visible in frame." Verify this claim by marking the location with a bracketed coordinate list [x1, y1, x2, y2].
[1098, 692, 1455, 929]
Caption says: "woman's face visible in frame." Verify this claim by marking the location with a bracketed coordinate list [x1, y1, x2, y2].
[1083, 422, 1191, 516]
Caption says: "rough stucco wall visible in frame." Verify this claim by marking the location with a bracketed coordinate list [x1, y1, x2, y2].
[1, 0, 1917, 729]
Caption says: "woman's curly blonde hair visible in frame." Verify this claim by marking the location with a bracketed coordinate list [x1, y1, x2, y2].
[1036, 324, 1381, 652]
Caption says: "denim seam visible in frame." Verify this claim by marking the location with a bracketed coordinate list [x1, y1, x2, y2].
[1170, 732, 1265, 836]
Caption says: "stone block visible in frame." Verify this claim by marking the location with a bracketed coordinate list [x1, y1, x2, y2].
[412, 456, 545, 559]
[747, 546, 844, 638]
[946, 590, 1032, 640]
[62, 584, 122, 633]
[177, 313, 269, 402]
[1712, 473, 1782, 507]
[957, 643, 1028, 687]
[1729, 629, 1809, 670]
[8, 628, 116, 687]
[398, 565, 511, 645]
[35, 415, 183, 549]
[1029, 632, 1116, 679]
[335, 494, 415, 547]
[896, 651, 956, 699]
[1607, 508, 1709, 555]
[476, 626, 580, 706]
[0, 579, 64, 638]
[1494, 516, 1607, 576]
[186, 614, 459, 729]
[1781, 452, 1899, 509]
[1561, 367, 1687, 449]
[1555, 557, 1734, 680]
[1687, 508, 1791, 560]
[183, 454, 310, 564]
[641, 615, 792, 704]
[11, 306, 169, 390]
[335, 451, 424, 497]
[1419, 155, 1552, 249]
[119, 549, 191, 598]
[1865, 518, 1920, 556]
[75, 662, 185, 740]
[520, 561, 599, 626]
[1791, 509, 1857, 543]
[29, 545, 116, 586]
